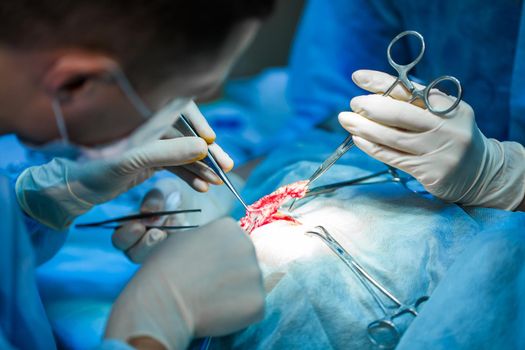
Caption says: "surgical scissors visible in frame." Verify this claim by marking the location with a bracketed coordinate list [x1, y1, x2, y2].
[384, 30, 462, 115]
[306, 226, 429, 349]
[289, 30, 463, 211]
[75, 209, 200, 230]
[175, 114, 249, 211]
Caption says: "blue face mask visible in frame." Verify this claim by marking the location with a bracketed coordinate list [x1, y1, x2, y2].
[23, 67, 192, 161]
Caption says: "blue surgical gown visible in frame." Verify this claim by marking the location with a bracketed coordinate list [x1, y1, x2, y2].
[288, 0, 525, 144]
[0, 172, 131, 350]
[0, 172, 56, 349]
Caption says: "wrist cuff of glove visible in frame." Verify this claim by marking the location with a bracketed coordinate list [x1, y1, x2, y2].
[458, 139, 525, 210]
[15, 163, 93, 230]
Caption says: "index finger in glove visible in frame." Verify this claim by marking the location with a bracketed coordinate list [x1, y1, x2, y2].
[339, 111, 428, 155]
[175, 143, 234, 186]
[180, 101, 216, 144]
[349, 94, 442, 132]
[119, 137, 208, 171]
[163, 124, 233, 172]
[352, 70, 425, 103]
[352, 69, 457, 111]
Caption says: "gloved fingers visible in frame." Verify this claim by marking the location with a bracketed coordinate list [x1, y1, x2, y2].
[339, 112, 428, 155]
[118, 137, 208, 171]
[161, 126, 184, 139]
[174, 144, 234, 186]
[125, 228, 168, 264]
[140, 188, 165, 212]
[352, 69, 426, 106]
[209, 143, 234, 172]
[424, 88, 464, 114]
[168, 167, 210, 192]
[352, 135, 414, 173]
[180, 101, 216, 144]
[112, 222, 148, 251]
[349, 94, 441, 132]
[161, 125, 233, 172]
[139, 188, 171, 227]
[352, 69, 459, 112]
[181, 161, 223, 185]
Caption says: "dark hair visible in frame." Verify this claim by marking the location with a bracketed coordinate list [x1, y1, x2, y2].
[0, 0, 275, 83]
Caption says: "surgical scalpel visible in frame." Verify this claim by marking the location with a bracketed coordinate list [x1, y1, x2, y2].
[307, 226, 429, 349]
[176, 114, 249, 211]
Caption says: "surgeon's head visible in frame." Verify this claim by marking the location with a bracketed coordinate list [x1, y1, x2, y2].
[0, 0, 273, 147]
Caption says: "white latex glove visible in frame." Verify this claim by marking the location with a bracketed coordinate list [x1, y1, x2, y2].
[161, 101, 235, 189]
[112, 176, 244, 263]
[339, 69, 525, 211]
[105, 217, 265, 350]
[16, 136, 234, 231]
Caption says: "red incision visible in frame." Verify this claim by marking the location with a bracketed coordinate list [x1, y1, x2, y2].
[240, 180, 308, 234]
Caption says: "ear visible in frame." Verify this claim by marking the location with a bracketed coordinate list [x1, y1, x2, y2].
[42, 52, 119, 102]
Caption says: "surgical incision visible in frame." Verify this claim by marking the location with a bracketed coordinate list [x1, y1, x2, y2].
[240, 181, 308, 234]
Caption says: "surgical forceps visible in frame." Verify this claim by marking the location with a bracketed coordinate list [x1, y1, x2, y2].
[289, 167, 427, 212]
[306, 226, 429, 349]
[302, 169, 391, 198]
[75, 209, 200, 230]
[289, 30, 463, 211]
[286, 168, 415, 212]
[175, 114, 249, 211]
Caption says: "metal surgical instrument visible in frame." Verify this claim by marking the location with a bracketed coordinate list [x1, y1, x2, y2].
[303, 170, 391, 198]
[175, 114, 249, 211]
[176, 114, 247, 350]
[292, 167, 428, 211]
[288, 168, 418, 211]
[289, 31, 463, 211]
[383, 30, 462, 115]
[306, 226, 429, 349]
[288, 136, 355, 211]
[75, 209, 201, 231]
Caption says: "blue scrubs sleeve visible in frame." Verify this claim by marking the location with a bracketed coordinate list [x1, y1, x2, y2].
[0, 173, 56, 350]
[510, 1, 525, 144]
[288, 0, 402, 127]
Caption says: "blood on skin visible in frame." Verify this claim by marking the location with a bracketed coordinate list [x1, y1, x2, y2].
[240, 181, 308, 234]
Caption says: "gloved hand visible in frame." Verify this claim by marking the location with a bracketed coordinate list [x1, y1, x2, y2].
[339, 69, 525, 211]
[105, 217, 265, 350]
[110, 185, 172, 264]
[16, 132, 234, 231]
[112, 176, 244, 263]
